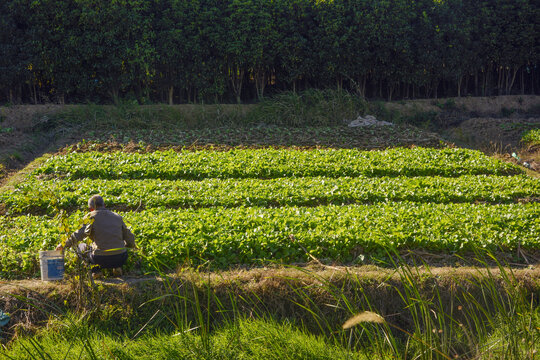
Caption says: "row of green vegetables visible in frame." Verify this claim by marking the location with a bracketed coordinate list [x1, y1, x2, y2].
[35, 148, 522, 180]
[3, 175, 539, 214]
[1, 202, 538, 278]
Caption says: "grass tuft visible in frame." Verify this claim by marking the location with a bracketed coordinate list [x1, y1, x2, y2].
[342, 312, 385, 329]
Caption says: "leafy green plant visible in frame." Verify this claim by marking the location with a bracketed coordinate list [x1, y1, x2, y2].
[434, 99, 457, 111]
[397, 111, 438, 128]
[501, 107, 517, 117]
[521, 129, 540, 147]
[1, 146, 537, 277]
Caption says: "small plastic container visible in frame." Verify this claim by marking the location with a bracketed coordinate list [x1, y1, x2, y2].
[39, 250, 64, 281]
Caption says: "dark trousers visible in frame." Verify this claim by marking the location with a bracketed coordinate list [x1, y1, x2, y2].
[78, 244, 128, 273]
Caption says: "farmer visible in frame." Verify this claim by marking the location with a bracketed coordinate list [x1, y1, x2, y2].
[55, 195, 136, 277]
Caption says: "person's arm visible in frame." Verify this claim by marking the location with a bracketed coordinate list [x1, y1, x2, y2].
[56, 225, 87, 251]
[122, 223, 136, 249]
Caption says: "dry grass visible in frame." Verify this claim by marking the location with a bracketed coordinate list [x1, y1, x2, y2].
[343, 311, 385, 328]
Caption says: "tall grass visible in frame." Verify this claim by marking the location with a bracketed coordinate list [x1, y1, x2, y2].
[250, 89, 368, 127]
[2, 249, 538, 359]
[48, 89, 368, 131]
[51, 103, 253, 131]
[3, 318, 368, 360]
[283, 249, 539, 359]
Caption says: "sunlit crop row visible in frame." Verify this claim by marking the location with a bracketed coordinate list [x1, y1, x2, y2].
[1, 202, 539, 277]
[3, 175, 538, 214]
[34, 147, 522, 180]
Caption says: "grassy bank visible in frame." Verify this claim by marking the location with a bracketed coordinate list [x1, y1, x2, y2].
[1, 253, 539, 359]
[3, 318, 364, 360]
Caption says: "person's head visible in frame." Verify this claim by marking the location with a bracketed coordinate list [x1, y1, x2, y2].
[88, 195, 105, 211]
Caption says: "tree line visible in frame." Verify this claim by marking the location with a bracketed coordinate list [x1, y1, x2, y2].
[1, 0, 538, 105]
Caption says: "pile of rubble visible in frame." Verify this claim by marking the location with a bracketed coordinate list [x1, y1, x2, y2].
[347, 115, 394, 127]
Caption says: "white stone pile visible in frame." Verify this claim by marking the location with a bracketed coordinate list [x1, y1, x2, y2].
[347, 115, 394, 127]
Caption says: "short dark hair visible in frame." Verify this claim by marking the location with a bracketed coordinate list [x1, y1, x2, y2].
[88, 195, 105, 209]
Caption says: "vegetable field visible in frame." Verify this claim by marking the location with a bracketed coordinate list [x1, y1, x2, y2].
[0, 147, 539, 278]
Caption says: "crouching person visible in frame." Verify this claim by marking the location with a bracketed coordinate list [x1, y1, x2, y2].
[56, 195, 136, 278]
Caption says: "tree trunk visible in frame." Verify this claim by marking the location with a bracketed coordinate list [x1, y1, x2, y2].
[484, 70, 488, 96]
[361, 77, 366, 98]
[507, 67, 519, 95]
[168, 86, 174, 105]
[254, 69, 266, 100]
[520, 68, 524, 95]
[424, 83, 431, 98]
[17, 83, 22, 104]
[531, 69, 535, 94]
[109, 86, 119, 105]
[230, 66, 244, 104]
[497, 66, 504, 95]
[32, 81, 38, 104]
[457, 75, 463, 97]
[488, 65, 494, 96]
[474, 71, 479, 96]
[387, 83, 394, 101]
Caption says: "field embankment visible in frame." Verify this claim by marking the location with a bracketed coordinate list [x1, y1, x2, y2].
[1, 264, 539, 343]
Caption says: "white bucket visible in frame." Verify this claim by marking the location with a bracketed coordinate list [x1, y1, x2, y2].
[39, 250, 64, 281]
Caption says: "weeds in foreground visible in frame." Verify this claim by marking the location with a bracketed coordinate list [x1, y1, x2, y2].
[2, 249, 538, 359]
[280, 248, 538, 359]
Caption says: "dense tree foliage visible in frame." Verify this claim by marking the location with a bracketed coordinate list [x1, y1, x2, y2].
[0, 0, 538, 104]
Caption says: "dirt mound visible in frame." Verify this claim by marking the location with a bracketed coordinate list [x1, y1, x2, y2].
[443, 116, 540, 150]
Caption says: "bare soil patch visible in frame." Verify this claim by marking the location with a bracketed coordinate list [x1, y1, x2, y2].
[442, 116, 540, 150]
[0, 105, 74, 183]
[385, 95, 540, 116]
